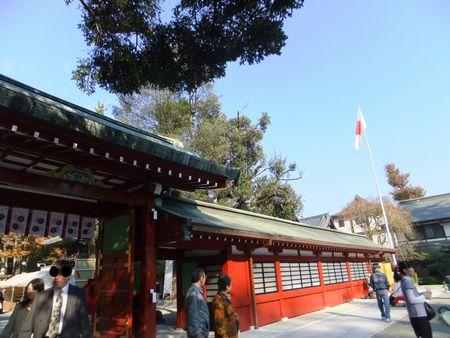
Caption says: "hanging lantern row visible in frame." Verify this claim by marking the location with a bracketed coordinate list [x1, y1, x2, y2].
[0, 205, 95, 239]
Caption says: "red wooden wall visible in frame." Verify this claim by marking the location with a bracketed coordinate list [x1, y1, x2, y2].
[225, 255, 370, 332]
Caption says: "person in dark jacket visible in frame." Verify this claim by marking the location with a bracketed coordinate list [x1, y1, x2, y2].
[186, 268, 209, 338]
[18, 260, 91, 338]
[370, 264, 391, 322]
[1, 278, 44, 338]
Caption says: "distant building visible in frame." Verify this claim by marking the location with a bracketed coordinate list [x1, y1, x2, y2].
[300, 213, 336, 230]
[399, 193, 450, 252]
[330, 196, 389, 246]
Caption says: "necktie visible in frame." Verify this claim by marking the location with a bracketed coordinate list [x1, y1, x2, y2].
[46, 289, 63, 338]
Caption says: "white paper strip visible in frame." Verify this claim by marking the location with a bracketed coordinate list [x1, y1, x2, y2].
[48, 212, 65, 237]
[29, 210, 48, 236]
[0, 205, 8, 234]
[65, 214, 80, 238]
[10, 208, 29, 234]
[80, 217, 95, 239]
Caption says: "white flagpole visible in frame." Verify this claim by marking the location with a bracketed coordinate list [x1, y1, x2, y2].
[358, 105, 397, 265]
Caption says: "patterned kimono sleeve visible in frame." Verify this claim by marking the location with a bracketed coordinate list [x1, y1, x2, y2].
[214, 296, 228, 338]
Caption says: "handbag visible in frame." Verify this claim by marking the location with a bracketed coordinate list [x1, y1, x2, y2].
[424, 302, 435, 321]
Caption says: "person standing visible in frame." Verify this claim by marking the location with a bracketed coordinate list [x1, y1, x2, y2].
[186, 268, 209, 338]
[389, 269, 404, 306]
[398, 261, 433, 338]
[18, 260, 91, 338]
[370, 264, 391, 322]
[1, 278, 44, 338]
[213, 275, 238, 338]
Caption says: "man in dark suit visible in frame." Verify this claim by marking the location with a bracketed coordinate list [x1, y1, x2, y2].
[19, 260, 91, 338]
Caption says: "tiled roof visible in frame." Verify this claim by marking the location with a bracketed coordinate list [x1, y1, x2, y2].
[399, 193, 450, 223]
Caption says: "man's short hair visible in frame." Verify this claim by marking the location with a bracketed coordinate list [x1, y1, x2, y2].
[191, 268, 205, 283]
[55, 259, 72, 269]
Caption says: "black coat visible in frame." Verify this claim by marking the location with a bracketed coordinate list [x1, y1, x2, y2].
[17, 285, 91, 338]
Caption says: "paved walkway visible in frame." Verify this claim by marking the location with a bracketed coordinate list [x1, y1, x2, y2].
[1, 286, 448, 337]
[156, 285, 448, 337]
[240, 285, 448, 338]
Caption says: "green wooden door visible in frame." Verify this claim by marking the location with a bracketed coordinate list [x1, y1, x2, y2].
[181, 262, 197, 296]
[94, 212, 134, 338]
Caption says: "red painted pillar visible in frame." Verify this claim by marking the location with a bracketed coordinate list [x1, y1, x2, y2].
[139, 195, 157, 337]
[176, 251, 185, 329]
[275, 259, 284, 320]
[346, 260, 353, 299]
[248, 254, 259, 329]
[318, 259, 327, 307]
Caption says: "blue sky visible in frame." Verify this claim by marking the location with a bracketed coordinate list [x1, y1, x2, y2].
[1, 1, 449, 216]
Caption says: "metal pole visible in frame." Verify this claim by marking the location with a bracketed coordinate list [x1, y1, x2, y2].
[360, 110, 397, 265]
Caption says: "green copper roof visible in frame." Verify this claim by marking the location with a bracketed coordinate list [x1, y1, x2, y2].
[399, 193, 450, 223]
[0, 74, 240, 181]
[156, 197, 391, 252]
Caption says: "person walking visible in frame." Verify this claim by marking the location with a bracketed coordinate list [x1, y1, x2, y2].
[186, 268, 209, 338]
[370, 264, 391, 322]
[1, 278, 44, 338]
[213, 275, 238, 338]
[398, 261, 433, 338]
[18, 260, 91, 338]
[0, 289, 4, 314]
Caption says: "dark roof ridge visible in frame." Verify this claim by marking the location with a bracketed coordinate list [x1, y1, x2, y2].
[0, 74, 240, 181]
[399, 193, 450, 204]
[166, 196, 370, 240]
[0, 74, 179, 146]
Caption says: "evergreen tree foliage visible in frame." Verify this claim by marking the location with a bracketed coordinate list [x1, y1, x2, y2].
[112, 84, 302, 220]
[385, 163, 425, 201]
[65, 0, 304, 94]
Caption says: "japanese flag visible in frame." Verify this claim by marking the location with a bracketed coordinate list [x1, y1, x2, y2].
[10, 208, 29, 234]
[49, 212, 65, 237]
[80, 217, 95, 239]
[65, 214, 80, 238]
[0, 205, 9, 234]
[29, 210, 48, 236]
[354, 106, 367, 150]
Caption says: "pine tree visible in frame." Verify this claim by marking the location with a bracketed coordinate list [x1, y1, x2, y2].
[385, 163, 425, 201]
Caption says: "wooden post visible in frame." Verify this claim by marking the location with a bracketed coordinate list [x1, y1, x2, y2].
[247, 254, 259, 329]
[139, 194, 157, 337]
[317, 259, 327, 307]
[176, 251, 185, 329]
[275, 259, 284, 319]
[346, 260, 353, 300]
[128, 209, 136, 338]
